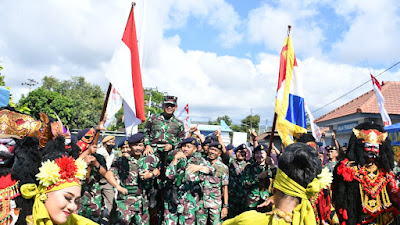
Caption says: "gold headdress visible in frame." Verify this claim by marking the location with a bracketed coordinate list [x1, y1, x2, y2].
[352, 128, 388, 144]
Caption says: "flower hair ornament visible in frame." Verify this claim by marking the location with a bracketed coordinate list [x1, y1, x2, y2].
[20, 156, 87, 225]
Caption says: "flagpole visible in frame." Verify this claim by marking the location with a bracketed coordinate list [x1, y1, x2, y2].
[267, 25, 291, 157]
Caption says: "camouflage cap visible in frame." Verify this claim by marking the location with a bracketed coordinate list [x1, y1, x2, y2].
[164, 95, 178, 105]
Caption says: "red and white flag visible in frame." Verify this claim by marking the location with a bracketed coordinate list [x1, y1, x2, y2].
[104, 86, 123, 128]
[370, 74, 391, 126]
[105, 5, 145, 135]
[177, 104, 190, 128]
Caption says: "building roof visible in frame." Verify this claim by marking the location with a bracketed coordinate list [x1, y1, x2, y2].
[315, 81, 400, 123]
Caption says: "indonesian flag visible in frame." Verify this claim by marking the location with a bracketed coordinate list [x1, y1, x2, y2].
[274, 34, 307, 146]
[177, 104, 190, 128]
[105, 5, 145, 135]
[104, 86, 123, 128]
[370, 74, 391, 126]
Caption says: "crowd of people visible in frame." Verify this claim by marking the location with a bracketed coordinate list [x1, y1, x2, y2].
[1, 95, 400, 225]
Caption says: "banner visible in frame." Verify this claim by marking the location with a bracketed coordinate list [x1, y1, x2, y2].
[104, 5, 145, 135]
[274, 35, 307, 146]
[370, 74, 391, 126]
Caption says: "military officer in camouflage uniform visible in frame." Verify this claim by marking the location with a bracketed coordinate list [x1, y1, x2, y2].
[105, 133, 160, 225]
[163, 138, 215, 225]
[197, 141, 229, 225]
[78, 143, 108, 223]
[242, 143, 276, 210]
[225, 143, 250, 218]
[143, 95, 185, 162]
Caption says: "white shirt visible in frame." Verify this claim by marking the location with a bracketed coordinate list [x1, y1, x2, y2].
[96, 145, 116, 170]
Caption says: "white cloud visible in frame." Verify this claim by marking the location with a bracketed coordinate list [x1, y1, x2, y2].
[1, 0, 399, 128]
[331, 0, 400, 65]
[246, 1, 324, 57]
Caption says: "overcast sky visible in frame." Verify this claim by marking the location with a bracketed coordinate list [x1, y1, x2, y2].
[1, 0, 399, 127]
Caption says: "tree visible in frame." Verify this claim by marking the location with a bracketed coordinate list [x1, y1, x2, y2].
[241, 114, 260, 132]
[208, 115, 232, 126]
[0, 62, 5, 86]
[18, 76, 105, 129]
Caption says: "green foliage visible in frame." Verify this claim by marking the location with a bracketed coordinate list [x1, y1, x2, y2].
[18, 76, 104, 129]
[231, 124, 243, 132]
[241, 114, 260, 132]
[208, 115, 232, 126]
[0, 63, 4, 86]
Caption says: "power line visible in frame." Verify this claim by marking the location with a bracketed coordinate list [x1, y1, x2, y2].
[312, 60, 400, 113]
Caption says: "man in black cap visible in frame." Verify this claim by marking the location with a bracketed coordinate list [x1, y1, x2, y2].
[197, 141, 229, 224]
[325, 145, 339, 172]
[105, 133, 160, 225]
[242, 143, 276, 210]
[163, 137, 214, 225]
[225, 143, 250, 218]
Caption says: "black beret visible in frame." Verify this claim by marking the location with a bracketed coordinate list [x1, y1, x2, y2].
[205, 135, 217, 141]
[209, 141, 223, 150]
[254, 144, 267, 152]
[117, 137, 129, 148]
[226, 144, 234, 151]
[128, 133, 145, 144]
[235, 143, 247, 152]
[181, 137, 198, 146]
[325, 145, 337, 151]
[202, 138, 213, 145]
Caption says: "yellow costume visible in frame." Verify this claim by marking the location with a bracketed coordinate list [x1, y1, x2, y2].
[223, 168, 325, 225]
[20, 156, 98, 225]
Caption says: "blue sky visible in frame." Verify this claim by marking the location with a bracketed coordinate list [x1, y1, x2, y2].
[1, 0, 399, 128]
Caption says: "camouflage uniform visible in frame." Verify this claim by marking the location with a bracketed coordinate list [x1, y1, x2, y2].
[109, 154, 159, 225]
[163, 153, 215, 225]
[197, 158, 229, 225]
[241, 161, 275, 210]
[143, 113, 185, 151]
[78, 153, 107, 223]
[226, 156, 249, 218]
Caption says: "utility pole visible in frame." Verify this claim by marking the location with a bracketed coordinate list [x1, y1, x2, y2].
[21, 79, 39, 92]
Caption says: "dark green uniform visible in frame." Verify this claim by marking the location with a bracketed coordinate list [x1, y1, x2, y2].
[197, 158, 229, 225]
[78, 153, 107, 223]
[163, 153, 215, 225]
[241, 161, 274, 210]
[109, 154, 159, 225]
[143, 113, 185, 151]
[226, 155, 249, 218]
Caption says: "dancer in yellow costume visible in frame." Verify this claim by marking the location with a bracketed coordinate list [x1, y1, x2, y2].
[20, 155, 97, 225]
[223, 142, 330, 225]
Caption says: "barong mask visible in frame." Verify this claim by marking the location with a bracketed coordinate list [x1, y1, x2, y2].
[0, 138, 16, 166]
[353, 128, 388, 160]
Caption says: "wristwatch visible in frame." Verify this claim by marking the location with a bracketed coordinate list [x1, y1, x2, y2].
[222, 203, 229, 209]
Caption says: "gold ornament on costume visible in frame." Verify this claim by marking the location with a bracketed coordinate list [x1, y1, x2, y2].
[0, 109, 41, 138]
[124, 140, 128, 145]
[353, 128, 388, 144]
